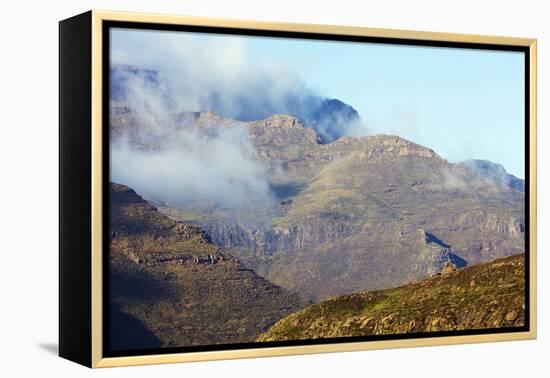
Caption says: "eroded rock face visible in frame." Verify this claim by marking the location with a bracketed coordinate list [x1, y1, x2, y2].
[205, 221, 353, 258]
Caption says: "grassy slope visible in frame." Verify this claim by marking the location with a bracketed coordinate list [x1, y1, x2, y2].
[258, 254, 525, 341]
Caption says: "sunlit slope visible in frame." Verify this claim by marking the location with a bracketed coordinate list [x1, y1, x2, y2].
[258, 254, 525, 341]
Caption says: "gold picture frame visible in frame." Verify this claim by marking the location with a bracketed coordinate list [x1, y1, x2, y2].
[59, 10, 537, 368]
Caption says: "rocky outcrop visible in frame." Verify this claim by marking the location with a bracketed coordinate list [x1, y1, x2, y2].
[355, 135, 441, 161]
[248, 115, 321, 147]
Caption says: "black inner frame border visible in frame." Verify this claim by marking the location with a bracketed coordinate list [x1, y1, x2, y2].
[101, 20, 531, 359]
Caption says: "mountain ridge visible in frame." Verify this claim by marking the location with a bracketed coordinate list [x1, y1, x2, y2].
[111, 103, 525, 302]
[110, 64, 363, 143]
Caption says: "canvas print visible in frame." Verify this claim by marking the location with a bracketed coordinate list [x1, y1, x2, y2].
[107, 26, 527, 353]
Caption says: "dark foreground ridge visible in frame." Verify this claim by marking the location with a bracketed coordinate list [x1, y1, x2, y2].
[109, 182, 308, 351]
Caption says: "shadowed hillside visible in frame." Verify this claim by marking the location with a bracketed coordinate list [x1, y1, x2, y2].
[109, 183, 308, 350]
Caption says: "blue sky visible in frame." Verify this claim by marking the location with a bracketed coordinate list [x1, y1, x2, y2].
[112, 28, 525, 178]
[246, 35, 525, 178]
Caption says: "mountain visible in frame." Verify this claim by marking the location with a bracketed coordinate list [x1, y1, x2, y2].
[299, 98, 361, 143]
[110, 64, 362, 143]
[110, 64, 163, 102]
[460, 159, 525, 192]
[108, 182, 308, 351]
[110, 107, 525, 303]
[239, 132, 524, 301]
[258, 254, 525, 341]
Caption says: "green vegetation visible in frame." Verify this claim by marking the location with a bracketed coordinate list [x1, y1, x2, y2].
[258, 254, 525, 341]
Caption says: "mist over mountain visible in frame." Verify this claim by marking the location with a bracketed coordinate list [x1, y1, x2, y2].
[111, 64, 364, 143]
[109, 63, 365, 215]
[460, 159, 525, 192]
